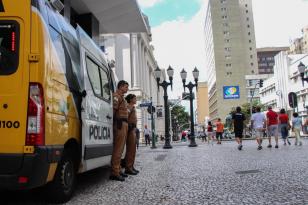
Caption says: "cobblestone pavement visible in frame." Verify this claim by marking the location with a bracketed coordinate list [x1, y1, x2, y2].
[2, 138, 308, 205]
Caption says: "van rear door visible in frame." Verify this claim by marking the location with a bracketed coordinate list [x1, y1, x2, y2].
[0, 0, 30, 173]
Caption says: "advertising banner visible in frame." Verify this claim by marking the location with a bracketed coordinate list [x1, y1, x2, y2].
[223, 86, 240, 99]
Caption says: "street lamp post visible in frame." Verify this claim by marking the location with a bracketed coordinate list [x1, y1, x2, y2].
[180, 67, 199, 147]
[154, 66, 174, 149]
[298, 62, 308, 86]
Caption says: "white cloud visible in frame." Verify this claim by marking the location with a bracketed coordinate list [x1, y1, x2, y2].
[252, 0, 308, 47]
[150, 0, 308, 101]
[151, 2, 207, 100]
[137, 0, 163, 8]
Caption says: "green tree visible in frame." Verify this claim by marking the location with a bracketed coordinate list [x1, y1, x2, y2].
[170, 103, 189, 130]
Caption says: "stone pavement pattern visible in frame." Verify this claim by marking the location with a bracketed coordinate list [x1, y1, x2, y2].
[2, 139, 308, 204]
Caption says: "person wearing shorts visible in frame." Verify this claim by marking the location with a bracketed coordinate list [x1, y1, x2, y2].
[251, 106, 266, 150]
[232, 106, 246, 150]
[266, 106, 279, 148]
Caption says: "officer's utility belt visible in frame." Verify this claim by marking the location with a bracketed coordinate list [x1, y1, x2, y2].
[114, 118, 128, 129]
[128, 123, 136, 132]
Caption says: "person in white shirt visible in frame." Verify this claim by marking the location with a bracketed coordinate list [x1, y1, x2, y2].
[251, 106, 267, 150]
[143, 125, 151, 146]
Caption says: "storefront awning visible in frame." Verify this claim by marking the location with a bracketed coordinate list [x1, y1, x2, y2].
[71, 0, 149, 34]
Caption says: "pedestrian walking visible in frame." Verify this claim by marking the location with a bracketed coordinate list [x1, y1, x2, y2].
[207, 121, 214, 145]
[292, 112, 303, 146]
[110, 80, 129, 181]
[251, 106, 266, 150]
[266, 106, 279, 148]
[124, 94, 139, 175]
[215, 118, 224, 144]
[304, 118, 308, 135]
[278, 108, 291, 146]
[232, 106, 246, 150]
[143, 125, 151, 146]
[136, 128, 140, 149]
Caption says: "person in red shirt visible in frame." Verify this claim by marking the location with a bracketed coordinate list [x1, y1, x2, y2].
[266, 106, 279, 148]
[278, 108, 291, 146]
[215, 118, 224, 144]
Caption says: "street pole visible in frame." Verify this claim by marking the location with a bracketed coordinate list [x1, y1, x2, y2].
[150, 98, 156, 149]
[163, 84, 172, 149]
[189, 86, 195, 146]
[154, 66, 174, 149]
[180, 68, 199, 147]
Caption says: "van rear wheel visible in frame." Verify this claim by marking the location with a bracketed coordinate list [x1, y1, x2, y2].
[46, 148, 77, 203]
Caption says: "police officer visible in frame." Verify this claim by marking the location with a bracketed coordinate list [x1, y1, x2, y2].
[110, 80, 129, 181]
[124, 94, 139, 175]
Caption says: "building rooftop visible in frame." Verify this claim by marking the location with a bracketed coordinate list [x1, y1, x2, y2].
[71, 0, 149, 34]
[257, 47, 289, 52]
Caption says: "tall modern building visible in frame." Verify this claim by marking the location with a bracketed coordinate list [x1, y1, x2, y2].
[204, 0, 258, 120]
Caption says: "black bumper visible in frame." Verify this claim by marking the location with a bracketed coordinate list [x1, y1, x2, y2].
[0, 146, 63, 190]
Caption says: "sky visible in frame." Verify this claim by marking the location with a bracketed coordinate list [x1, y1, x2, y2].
[136, 0, 308, 100]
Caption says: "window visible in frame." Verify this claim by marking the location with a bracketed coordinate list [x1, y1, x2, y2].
[224, 47, 231, 51]
[248, 32, 251, 35]
[221, 7, 227, 12]
[246, 10, 248, 13]
[223, 22, 229, 27]
[86, 56, 111, 101]
[249, 47, 252, 50]
[246, 17, 249, 21]
[247, 24, 250, 28]
[86, 57, 102, 97]
[222, 15, 228, 19]
[245, 4, 248, 7]
[223, 31, 230, 35]
[0, 21, 20, 75]
[250, 55, 253, 59]
[224, 39, 230, 43]
[221, 0, 226, 3]
[100, 68, 111, 101]
[251, 62, 254, 66]
[249, 39, 252, 43]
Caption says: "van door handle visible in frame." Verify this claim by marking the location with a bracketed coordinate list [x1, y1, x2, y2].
[106, 115, 112, 120]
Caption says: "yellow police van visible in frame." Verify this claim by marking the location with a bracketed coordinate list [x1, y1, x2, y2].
[0, 0, 115, 202]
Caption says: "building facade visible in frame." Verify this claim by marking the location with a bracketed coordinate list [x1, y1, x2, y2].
[260, 53, 308, 121]
[101, 31, 165, 141]
[257, 47, 289, 74]
[204, 0, 258, 120]
[289, 25, 308, 54]
[196, 82, 209, 126]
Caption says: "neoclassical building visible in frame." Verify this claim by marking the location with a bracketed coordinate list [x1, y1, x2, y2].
[101, 18, 165, 141]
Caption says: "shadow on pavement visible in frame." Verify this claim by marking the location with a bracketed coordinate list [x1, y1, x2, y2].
[0, 166, 111, 204]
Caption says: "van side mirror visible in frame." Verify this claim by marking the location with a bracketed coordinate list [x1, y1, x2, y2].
[81, 90, 87, 98]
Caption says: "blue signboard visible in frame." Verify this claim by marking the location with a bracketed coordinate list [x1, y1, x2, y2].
[223, 86, 240, 99]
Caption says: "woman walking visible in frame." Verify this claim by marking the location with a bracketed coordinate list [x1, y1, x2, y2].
[278, 109, 291, 146]
[292, 113, 303, 146]
[207, 121, 214, 145]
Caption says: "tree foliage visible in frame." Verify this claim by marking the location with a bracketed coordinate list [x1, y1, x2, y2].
[170, 102, 189, 130]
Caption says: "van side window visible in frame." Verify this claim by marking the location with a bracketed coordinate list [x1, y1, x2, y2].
[86, 57, 102, 97]
[100, 68, 111, 101]
[63, 38, 83, 89]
